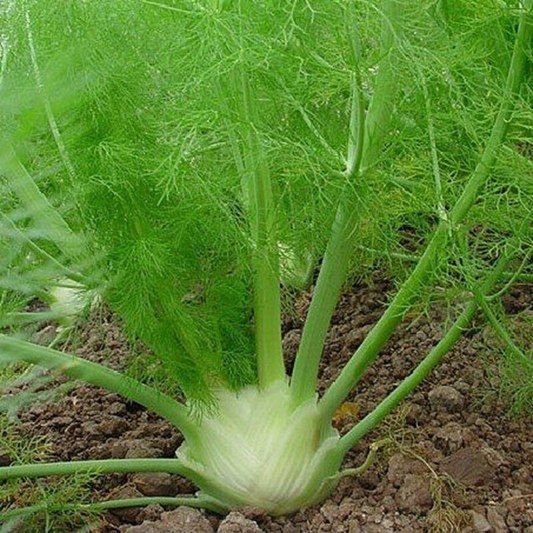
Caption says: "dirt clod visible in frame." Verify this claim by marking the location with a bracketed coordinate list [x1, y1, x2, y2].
[486, 506, 508, 533]
[442, 447, 496, 487]
[121, 506, 214, 533]
[131, 472, 179, 497]
[217, 511, 263, 533]
[387, 453, 426, 488]
[107, 485, 146, 522]
[8, 281, 533, 532]
[469, 510, 492, 532]
[0, 446, 12, 466]
[428, 385, 465, 413]
[395, 474, 434, 513]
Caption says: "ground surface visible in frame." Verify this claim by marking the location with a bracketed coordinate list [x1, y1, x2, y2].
[4, 279, 533, 532]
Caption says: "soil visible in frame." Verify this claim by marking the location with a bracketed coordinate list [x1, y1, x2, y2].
[2, 279, 533, 532]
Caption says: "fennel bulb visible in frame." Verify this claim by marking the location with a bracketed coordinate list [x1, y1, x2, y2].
[49, 279, 97, 328]
[177, 381, 341, 514]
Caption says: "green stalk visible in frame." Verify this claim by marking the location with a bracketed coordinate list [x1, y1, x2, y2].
[25, 9, 77, 187]
[319, 2, 533, 422]
[0, 38, 9, 93]
[0, 312, 63, 328]
[290, 73, 366, 404]
[334, 251, 509, 458]
[0, 458, 187, 481]
[422, 78, 446, 221]
[0, 145, 87, 261]
[0, 211, 86, 285]
[0, 335, 196, 440]
[0, 495, 224, 522]
[476, 293, 533, 370]
[290, 0, 400, 405]
[235, 70, 285, 387]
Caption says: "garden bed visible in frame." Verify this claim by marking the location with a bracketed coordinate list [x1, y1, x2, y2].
[6, 278, 533, 532]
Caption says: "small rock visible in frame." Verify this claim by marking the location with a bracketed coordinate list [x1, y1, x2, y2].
[99, 416, 128, 437]
[123, 440, 164, 459]
[428, 386, 465, 412]
[136, 504, 164, 524]
[487, 507, 508, 533]
[109, 401, 128, 416]
[123, 507, 214, 533]
[236, 507, 266, 521]
[469, 510, 491, 533]
[162, 507, 214, 532]
[30, 325, 58, 346]
[0, 446, 12, 466]
[387, 453, 426, 488]
[107, 485, 145, 523]
[217, 511, 263, 533]
[502, 489, 527, 514]
[132, 472, 178, 497]
[395, 474, 433, 513]
[434, 422, 475, 454]
[282, 330, 301, 361]
[91, 442, 114, 460]
[442, 447, 495, 487]
[54, 416, 74, 426]
[415, 330, 427, 341]
[122, 522, 158, 533]
[110, 440, 129, 458]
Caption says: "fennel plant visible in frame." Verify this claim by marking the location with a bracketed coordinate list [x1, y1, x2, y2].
[0, 0, 532, 520]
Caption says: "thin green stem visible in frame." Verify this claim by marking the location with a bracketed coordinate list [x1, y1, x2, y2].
[140, 0, 206, 15]
[25, 9, 77, 188]
[0, 312, 63, 328]
[290, 72, 366, 405]
[0, 458, 187, 481]
[0, 335, 196, 440]
[449, 8, 533, 224]
[319, 224, 447, 421]
[487, 249, 531, 301]
[333, 438, 391, 481]
[422, 77, 447, 222]
[334, 251, 509, 458]
[319, 4, 533, 422]
[0, 211, 86, 285]
[0, 495, 224, 522]
[295, 100, 344, 163]
[359, 2, 400, 173]
[0, 36, 9, 91]
[235, 70, 285, 386]
[290, 0, 401, 405]
[0, 146, 87, 261]
[476, 293, 533, 370]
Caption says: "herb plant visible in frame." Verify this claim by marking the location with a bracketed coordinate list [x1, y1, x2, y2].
[0, 0, 532, 521]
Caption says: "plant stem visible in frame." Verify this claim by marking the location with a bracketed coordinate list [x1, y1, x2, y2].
[0, 146, 87, 261]
[422, 78, 446, 222]
[0, 495, 224, 522]
[0, 458, 187, 481]
[25, 9, 77, 188]
[334, 438, 392, 481]
[334, 251, 509, 457]
[319, 225, 446, 422]
[319, 2, 533, 422]
[476, 293, 533, 370]
[0, 335, 196, 440]
[290, 0, 401, 405]
[0, 211, 86, 285]
[235, 70, 285, 387]
[0, 312, 63, 328]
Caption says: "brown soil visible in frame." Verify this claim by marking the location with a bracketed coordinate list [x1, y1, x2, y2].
[3, 280, 533, 532]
